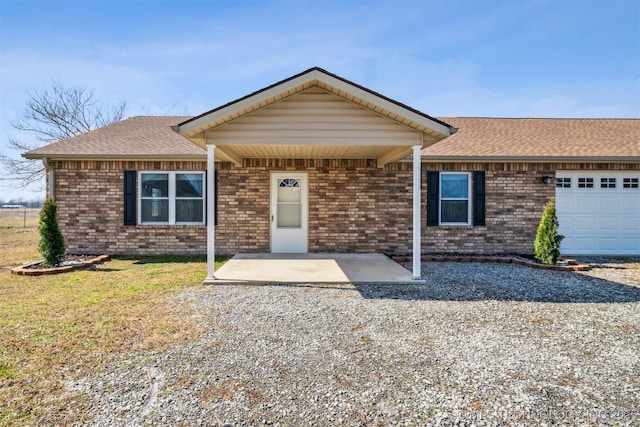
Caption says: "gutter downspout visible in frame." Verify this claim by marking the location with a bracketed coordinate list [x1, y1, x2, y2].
[42, 157, 54, 200]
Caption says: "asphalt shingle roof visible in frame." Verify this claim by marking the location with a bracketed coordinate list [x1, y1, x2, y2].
[24, 116, 204, 159]
[24, 115, 639, 161]
[424, 117, 640, 160]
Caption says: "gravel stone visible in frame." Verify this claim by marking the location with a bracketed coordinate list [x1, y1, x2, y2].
[61, 258, 640, 426]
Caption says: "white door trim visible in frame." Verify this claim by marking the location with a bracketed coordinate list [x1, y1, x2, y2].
[270, 172, 309, 253]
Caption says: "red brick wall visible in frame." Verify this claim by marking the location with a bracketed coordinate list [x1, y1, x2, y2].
[310, 163, 413, 253]
[423, 163, 553, 255]
[215, 160, 414, 254]
[423, 162, 639, 254]
[52, 160, 208, 255]
[51, 160, 638, 256]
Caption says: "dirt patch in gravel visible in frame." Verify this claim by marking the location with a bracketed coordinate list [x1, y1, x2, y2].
[51, 258, 640, 426]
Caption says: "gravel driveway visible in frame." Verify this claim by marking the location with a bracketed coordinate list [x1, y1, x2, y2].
[66, 258, 640, 426]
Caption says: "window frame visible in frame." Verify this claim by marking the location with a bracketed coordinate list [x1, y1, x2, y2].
[600, 178, 616, 188]
[439, 172, 472, 226]
[623, 178, 639, 189]
[578, 177, 594, 188]
[138, 171, 206, 225]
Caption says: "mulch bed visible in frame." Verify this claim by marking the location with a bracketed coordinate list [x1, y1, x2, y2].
[11, 254, 110, 276]
[391, 254, 590, 271]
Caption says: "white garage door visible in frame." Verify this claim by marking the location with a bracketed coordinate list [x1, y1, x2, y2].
[556, 171, 640, 255]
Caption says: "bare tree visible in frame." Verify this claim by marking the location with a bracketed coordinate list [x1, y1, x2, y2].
[1, 83, 126, 187]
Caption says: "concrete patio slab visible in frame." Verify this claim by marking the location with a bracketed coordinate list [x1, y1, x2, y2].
[203, 253, 422, 285]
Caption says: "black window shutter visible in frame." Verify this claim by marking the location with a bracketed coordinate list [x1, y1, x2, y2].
[214, 170, 218, 226]
[473, 171, 486, 226]
[204, 170, 219, 226]
[426, 171, 439, 226]
[124, 170, 136, 225]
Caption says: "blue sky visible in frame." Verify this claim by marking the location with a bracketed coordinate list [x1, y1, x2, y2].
[0, 0, 639, 200]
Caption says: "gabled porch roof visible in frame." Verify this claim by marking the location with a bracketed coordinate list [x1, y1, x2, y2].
[173, 67, 456, 167]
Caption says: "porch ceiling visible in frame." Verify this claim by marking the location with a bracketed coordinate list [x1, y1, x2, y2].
[213, 144, 414, 166]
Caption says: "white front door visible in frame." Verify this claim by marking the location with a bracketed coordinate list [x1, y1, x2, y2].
[271, 172, 308, 253]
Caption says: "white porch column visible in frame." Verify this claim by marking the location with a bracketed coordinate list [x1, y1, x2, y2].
[412, 144, 422, 279]
[207, 144, 216, 279]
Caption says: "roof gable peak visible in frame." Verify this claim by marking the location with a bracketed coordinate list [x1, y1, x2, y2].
[174, 67, 454, 144]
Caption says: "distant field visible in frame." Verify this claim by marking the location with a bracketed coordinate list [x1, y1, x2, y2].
[0, 208, 40, 268]
[0, 207, 40, 224]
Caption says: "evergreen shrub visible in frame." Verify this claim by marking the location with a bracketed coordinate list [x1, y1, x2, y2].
[534, 198, 564, 265]
[38, 197, 66, 267]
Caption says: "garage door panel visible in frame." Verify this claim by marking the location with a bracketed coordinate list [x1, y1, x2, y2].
[574, 196, 597, 210]
[620, 197, 640, 210]
[574, 216, 596, 231]
[621, 218, 640, 232]
[620, 237, 640, 252]
[561, 237, 640, 255]
[558, 215, 573, 228]
[573, 237, 596, 251]
[556, 171, 640, 255]
[597, 238, 621, 251]
[554, 194, 572, 209]
[561, 237, 574, 249]
[596, 216, 620, 232]
[596, 195, 620, 211]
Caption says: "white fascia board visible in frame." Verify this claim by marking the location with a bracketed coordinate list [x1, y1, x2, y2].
[205, 137, 421, 147]
[420, 156, 640, 163]
[177, 68, 452, 139]
[21, 153, 207, 161]
[177, 72, 319, 136]
[317, 72, 452, 137]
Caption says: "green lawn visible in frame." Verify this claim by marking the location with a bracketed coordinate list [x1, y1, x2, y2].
[0, 214, 224, 426]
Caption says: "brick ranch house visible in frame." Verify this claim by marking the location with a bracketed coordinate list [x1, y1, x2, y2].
[24, 67, 640, 280]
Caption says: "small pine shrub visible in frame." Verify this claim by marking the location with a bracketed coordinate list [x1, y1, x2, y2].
[38, 197, 66, 267]
[534, 198, 564, 265]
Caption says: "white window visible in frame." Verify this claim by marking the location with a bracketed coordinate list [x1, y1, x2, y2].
[440, 172, 471, 225]
[139, 172, 205, 225]
[556, 177, 571, 188]
[277, 178, 302, 228]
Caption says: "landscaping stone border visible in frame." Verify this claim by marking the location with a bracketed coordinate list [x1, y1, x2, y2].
[391, 255, 590, 271]
[11, 255, 110, 276]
